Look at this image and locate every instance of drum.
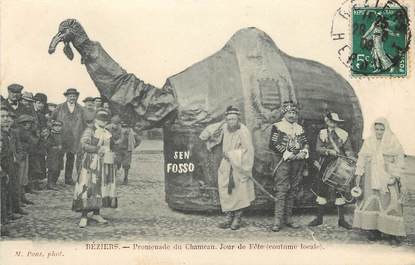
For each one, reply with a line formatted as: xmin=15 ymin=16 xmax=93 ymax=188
xmin=322 ymin=157 xmax=356 ymax=192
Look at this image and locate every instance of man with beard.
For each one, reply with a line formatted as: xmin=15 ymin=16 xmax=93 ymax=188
xmin=52 ymin=88 xmax=85 ymax=185
xmin=2 ymin=84 xmax=25 ymax=118
xmin=269 ymin=101 xmax=309 ymax=232
xmin=200 ymin=106 xmax=255 ymax=230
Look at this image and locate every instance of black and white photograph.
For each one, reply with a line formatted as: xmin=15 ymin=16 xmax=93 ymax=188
xmin=0 ymin=0 xmax=414 ymax=264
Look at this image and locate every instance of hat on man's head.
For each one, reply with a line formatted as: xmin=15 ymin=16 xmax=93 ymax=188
xmin=21 ymin=92 xmax=35 ymax=102
xmin=47 ymin=102 xmax=57 ymax=107
xmin=94 ymin=97 xmax=102 ymax=101
xmin=7 ymin=84 xmax=24 ymax=93
xmin=63 ymin=88 xmax=80 ymax=96
xmin=83 ymin=97 xmax=94 ymax=103
xmin=34 ymin=93 xmax=47 ymax=104
xmin=95 ymin=108 xmax=110 ymax=121
xmin=325 ymin=112 xmax=344 ymax=123
xmin=281 ymin=100 xmax=298 ymax=114
xmin=225 ymin=105 xmax=240 ymax=116
xmin=16 ymin=114 xmax=34 ymax=124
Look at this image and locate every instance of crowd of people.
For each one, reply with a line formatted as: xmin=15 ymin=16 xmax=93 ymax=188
xmin=0 ymin=84 xmax=409 ymax=245
xmin=0 ymin=83 xmax=141 ymax=235
xmin=200 ymin=102 xmax=408 ymax=245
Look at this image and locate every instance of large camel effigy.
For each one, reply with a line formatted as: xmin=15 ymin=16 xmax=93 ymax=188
xmin=48 ymin=19 xmax=363 ymax=211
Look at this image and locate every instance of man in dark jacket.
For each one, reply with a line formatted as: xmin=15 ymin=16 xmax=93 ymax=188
xmin=1 ymin=107 xmax=28 ymax=219
xmin=28 ymin=93 xmax=48 ymax=191
xmin=2 ymin=84 xmax=26 ymax=118
xmin=51 ymin=88 xmax=85 ymax=185
xmin=1 ymin=107 xmax=11 ymax=235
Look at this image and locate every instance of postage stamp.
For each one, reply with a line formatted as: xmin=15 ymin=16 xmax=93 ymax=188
xmin=331 ymin=0 xmax=411 ymax=78
xmin=351 ymin=7 xmax=409 ymax=76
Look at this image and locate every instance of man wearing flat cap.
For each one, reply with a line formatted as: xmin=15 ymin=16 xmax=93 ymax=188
xmin=269 ymin=101 xmax=309 ymax=232
xmin=51 ymin=88 xmax=85 ymax=185
xmin=308 ymin=112 xmax=355 ymax=229
xmin=20 ymin=92 xmax=35 ymax=109
xmin=2 ymin=84 xmax=26 ymax=118
xmin=83 ymin=97 xmax=96 ymax=122
xmin=200 ymin=105 xmax=255 ymax=230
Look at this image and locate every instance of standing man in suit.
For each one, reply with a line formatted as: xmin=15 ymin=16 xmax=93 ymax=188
xmin=52 ymin=88 xmax=85 ymax=185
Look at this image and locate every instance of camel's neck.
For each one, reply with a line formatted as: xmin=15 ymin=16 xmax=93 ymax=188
xmin=73 ymin=38 xmax=92 ymax=59
xmin=72 ymin=32 xmax=90 ymax=53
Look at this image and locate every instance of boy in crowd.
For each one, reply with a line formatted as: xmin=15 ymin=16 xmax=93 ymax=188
xmin=107 ymin=116 xmax=141 ymax=184
xmin=45 ymin=120 xmax=63 ymax=190
xmin=15 ymin=114 xmax=36 ymax=205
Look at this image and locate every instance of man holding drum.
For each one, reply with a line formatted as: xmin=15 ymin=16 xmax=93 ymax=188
xmin=308 ymin=112 xmax=355 ymax=229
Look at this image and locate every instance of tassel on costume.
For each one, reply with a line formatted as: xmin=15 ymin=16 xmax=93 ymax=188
xmin=228 ymin=166 xmax=235 ymax=194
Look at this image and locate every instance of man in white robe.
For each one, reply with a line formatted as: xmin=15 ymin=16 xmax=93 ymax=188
xmin=200 ymin=106 xmax=255 ymax=230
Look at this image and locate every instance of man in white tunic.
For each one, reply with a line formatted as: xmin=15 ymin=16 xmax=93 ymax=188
xmin=200 ymin=106 xmax=255 ymax=230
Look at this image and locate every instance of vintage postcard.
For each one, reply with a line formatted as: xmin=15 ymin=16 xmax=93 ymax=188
xmin=0 ymin=0 xmax=414 ymax=264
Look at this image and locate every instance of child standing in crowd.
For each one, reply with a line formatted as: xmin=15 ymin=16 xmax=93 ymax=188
xmin=47 ymin=103 xmax=57 ymax=113
xmin=45 ymin=103 xmax=57 ymax=128
xmin=15 ymin=114 xmax=36 ymax=206
xmin=118 ymin=121 xmax=141 ymax=185
xmin=106 ymin=115 xmax=124 ymax=179
xmin=107 ymin=116 xmax=141 ymax=185
xmin=45 ymin=120 xmax=63 ymax=190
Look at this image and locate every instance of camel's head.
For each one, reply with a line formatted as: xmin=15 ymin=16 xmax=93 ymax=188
xmin=48 ymin=19 xmax=89 ymax=60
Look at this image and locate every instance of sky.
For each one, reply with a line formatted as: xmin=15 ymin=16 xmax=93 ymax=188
xmin=1 ymin=0 xmax=414 ymax=154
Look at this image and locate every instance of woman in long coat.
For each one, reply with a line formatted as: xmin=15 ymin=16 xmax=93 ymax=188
xmin=353 ymin=118 xmax=407 ymax=244
xmin=72 ymin=108 xmax=117 ymax=228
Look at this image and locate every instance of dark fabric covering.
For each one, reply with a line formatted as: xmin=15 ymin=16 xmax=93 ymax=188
xmin=79 ymin=41 xmax=178 ymax=129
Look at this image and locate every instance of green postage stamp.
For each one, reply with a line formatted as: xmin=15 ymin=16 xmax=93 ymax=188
xmin=351 ymin=7 xmax=409 ymax=77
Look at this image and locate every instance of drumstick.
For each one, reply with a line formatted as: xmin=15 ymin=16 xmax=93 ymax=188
xmin=310 ymin=189 xmax=318 ymax=197
xmin=334 ymin=154 xmax=356 ymax=161
xmin=272 ymin=158 xmax=284 ymax=176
